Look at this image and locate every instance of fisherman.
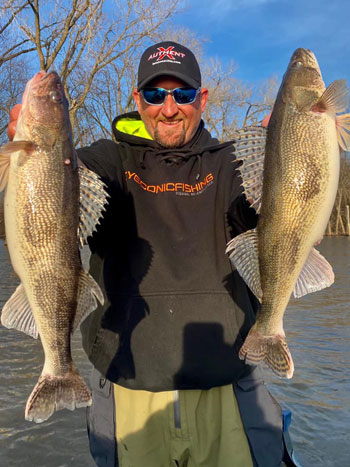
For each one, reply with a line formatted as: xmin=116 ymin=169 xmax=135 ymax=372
xmin=8 ymin=42 xmax=287 ymax=467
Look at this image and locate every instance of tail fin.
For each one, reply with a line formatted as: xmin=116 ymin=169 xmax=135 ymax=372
xmin=239 ymin=328 xmax=294 ymax=379
xmin=25 ymin=369 xmax=92 ymax=423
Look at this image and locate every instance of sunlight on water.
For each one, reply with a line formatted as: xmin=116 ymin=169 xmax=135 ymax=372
xmin=0 ymin=238 xmax=349 ymax=466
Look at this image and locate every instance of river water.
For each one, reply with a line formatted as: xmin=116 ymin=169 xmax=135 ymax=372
xmin=0 ymin=237 xmax=349 ymax=466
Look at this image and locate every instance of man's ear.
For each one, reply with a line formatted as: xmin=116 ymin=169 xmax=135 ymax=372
xmin=133 ymin=89 xmax=142 ymax=111
xmin=200 ymin=88 xmax=209 ymax=113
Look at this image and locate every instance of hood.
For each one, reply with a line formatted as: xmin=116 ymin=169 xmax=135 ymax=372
xmin=112 ymin=111 xmax=154 ymax=145
xmin=112 ymin=111 xmax=234 ymax=179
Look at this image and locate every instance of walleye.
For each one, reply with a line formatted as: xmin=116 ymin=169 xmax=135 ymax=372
xmin=0 ymin=71 xmax=108 ymax=422
xmin=226 ymin=48 xmax=350 ymax=378
xmin=0 ymin=192 xmax=4 ymax=239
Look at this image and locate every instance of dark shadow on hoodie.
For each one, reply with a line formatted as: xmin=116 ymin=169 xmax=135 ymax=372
xmin=223 ymin=271 xmax=260 ymax=339
xmin=173 ymin=321 xmax=252 ymax=389
xmin=81 ymin=189 xmax=153 ymax=382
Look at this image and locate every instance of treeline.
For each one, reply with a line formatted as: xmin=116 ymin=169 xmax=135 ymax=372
xmin=0 ymin=0 xmax=276 ymax=146
xmin=327 ymin=156 xmax=350 ymax=236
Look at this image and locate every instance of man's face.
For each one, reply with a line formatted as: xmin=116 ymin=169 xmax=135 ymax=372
xmin=133 ymin=76 xmax=208 ymax=148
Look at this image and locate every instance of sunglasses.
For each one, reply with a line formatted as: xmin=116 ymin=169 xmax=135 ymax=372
xmin=140 ymin=87 xmax=201 ymax=106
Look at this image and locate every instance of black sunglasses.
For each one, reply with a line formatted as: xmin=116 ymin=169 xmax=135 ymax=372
xmin=140 ymin=87 xmax=201 ymax=106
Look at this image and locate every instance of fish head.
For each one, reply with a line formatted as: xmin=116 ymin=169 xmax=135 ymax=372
xmin=17 ymin=71 xmax=72 ymax=144
xmin=278 ymin=48 xmax=326 ymax=112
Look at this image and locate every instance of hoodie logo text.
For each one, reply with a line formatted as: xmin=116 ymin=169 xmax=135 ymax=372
xmin=125 ymin=171 xmax=214 ymax=195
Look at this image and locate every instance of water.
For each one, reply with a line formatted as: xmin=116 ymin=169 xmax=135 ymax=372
xmin=0 ymin=243 xmax=95 ymax=467
xmin=265 ymin=237 xmax=350 ymax=466
xmin=0 ymin=238 xmax=349 ymax=466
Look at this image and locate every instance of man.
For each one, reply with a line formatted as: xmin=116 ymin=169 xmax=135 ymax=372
xmin=8 ymin=42 xmax=285 ymax=467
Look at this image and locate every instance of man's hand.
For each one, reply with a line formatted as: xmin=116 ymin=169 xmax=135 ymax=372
xmin=8 ymin=104 xmax=22 ymax=141
xmin=261 ymin=113 xmax=271 ymax=128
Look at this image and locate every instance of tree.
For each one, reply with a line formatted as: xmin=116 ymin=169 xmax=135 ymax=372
xmin=202 ymin=58 xmax=251 ymax=141
xmin=328 ymin=155 xmax=350 ymax=235
xmin=0 ymin=1 xmax=34 ymax=66
xmin=0 ymin=1 xmax=279 ymax=145
xmin=0 ymin=0 xmax=182 ymax=145
xmin=0 ymin=57 xmax=30 ymax=143
xmin=241 ymin=75 xmax=279 ymax=127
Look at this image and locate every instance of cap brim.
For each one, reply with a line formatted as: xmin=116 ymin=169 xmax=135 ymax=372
xmin=138 ymin=70 xmax=200 ymax=90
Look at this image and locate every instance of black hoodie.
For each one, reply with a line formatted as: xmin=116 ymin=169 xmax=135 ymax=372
xmin=78 ymin=111 xmax=259 ymax=391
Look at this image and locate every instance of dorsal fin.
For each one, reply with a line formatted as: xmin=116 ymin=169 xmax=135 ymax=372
xmin=233 ymin=126 xmax=266 ymax=213
xmin=78 ymin=167 xmax=109 ymax=246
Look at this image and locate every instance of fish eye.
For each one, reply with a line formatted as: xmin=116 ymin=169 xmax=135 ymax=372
xmin=292 ymin=61 xmax=303 ymax=68
xmin=49 ymin=90 xmax=62 ymax=102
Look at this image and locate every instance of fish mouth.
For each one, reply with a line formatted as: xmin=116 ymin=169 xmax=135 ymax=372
xmin=288 ymin=48 xmax=321 ymax=74
xmin=19 ymin=70 xmax=69 ymax=132
xmin=30 ymin=70 xmax=63 ymax=99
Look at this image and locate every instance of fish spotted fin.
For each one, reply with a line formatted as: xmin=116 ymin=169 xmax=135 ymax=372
xmin=335 ymin=113 xmax=350 ymax=151
xmin=0 ymin=140 xmax=35 ymax=155
xmin=1 ymin=283 xmax=38 ymax=338
xmin=72 ymin=269 xmax=104 ymax=333
xmin=25 ymin=367 xmax=92 ymax=423
xmin=293 ymin=247 xmax=334 ymax=298
xmin=0 ymin=141 xmax=36 ymax=191
xmin=239 ymin=326 xmax=294 ymax=379
xmin=226 ymin=228 xmax=262 ymax=300
xmin=315 ymin=79 xmax=348 ymax=114
xmin=78 ymin=166 xmax=109 ymax=246
xmin=0 ymin=144 xmax=14 ymax=192
xmin=0 ymin=152 xmax=10 ymax=192
xmin=232 ymin=126 xmax=266 ymax=213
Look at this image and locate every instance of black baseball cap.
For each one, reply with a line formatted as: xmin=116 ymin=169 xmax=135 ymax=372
xmin=137 ymin=41 xmax=201 ymax=90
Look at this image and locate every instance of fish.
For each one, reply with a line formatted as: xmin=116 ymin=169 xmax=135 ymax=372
xmin=0 ymin=71 xmax=108 ymax=422
xmin=0 ymin=191 xmax=4 ymax=239
xmin=226 ymin=48 xmax=350 ymax=378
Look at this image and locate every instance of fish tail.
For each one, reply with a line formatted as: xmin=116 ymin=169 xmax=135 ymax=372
xmin=239 ymin=328 xmax=294 ymax=379
xmin=25 ymin=369 xmax=92 ymax=423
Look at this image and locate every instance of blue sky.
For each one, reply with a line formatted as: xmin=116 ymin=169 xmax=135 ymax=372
xmin=174 ymin=0 xmax=350 ymax=88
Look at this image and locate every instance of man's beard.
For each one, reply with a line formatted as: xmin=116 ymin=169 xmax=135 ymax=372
xmin=154 ymin=120 xmax=186 ymax=148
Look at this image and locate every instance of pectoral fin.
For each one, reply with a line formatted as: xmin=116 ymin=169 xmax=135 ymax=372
xmin=226 ymin=232 xmax=334 ymax=301
xmin=72 ymin=269 xmax=104 ymax=333
xmin=315 ymin=79 xmax=348 ymax=114
xmin=293 ymin=247 xmax=334 ymax=298
xmin=1 ymin=283 xmax=38 ymax=338
xmin=226 ymin=228 xmax=262 ymax=300
xmin=312 ymin=80 xmax=350 ymax=151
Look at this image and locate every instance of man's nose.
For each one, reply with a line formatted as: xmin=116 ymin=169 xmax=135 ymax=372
xmin=161 ymin=94 xmax=178 ymax=118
